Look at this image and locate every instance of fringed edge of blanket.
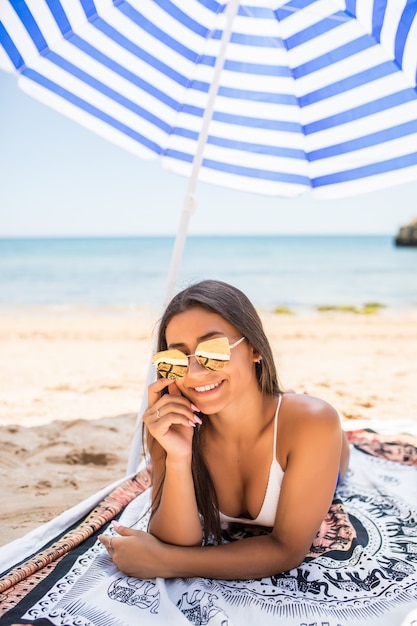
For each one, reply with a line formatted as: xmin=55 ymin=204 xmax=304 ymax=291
xmin=0 ymin=466 xmax=152 ymax=613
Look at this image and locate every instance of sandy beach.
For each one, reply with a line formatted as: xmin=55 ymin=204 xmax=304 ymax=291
xmin=1 ymin=306 xmax=416 ymax=548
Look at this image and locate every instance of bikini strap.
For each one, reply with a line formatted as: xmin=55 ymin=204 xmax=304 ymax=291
xmin=273 ymin=394 xmax=282 ymax=461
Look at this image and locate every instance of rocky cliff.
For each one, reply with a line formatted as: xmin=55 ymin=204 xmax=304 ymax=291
xmin=395 ymin=217 xmax=417 ymax=246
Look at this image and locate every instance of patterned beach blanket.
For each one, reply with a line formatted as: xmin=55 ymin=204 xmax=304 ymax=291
xmin=1 ymin=429 xmax=417 ymax=626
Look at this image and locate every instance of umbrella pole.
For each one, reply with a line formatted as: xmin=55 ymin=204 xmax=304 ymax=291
xmin=162 ymin=192 xmax=197 ymax=308
xmin=126 ymin=0 xmax=241 ymax=474
xmin=125 ymin=194 xmax=196 ymax=475
xmin=161 ymin=0 xmax=241 ymax=307
xmin=125 ymin=192 xmax=197 ymax=475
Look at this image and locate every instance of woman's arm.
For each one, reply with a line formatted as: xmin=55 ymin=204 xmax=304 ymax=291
xmin=144 ymin=380 xmax=203 ymax=546
xmin=271 ymin=395 xmax=345 ymax=565
xmin=148 ymin=440 xmax=203 ymax=546
xmin=107 ymin=528 xmax=305 ymax=580
xmin=103 ymin=397 xmax=345 ymax=580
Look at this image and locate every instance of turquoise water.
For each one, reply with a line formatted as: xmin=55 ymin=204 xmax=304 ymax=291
xmin=0 ymin=236 xmax=416 ymax=311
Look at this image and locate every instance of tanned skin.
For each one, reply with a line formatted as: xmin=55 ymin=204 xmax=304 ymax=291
xmin=100 ymin=307 xmax=349 ymax=580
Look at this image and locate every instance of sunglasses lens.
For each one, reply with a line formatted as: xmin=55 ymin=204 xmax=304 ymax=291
xmin=153 ymin=337 xmax=237 ymax=379
xmin=152 ymin=349 xmax=188 ymax=380
xmin=195 ymin=337 xmax=231 ymax=371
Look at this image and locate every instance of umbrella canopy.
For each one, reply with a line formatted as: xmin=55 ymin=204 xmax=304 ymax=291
xmin=2 ymin=0 xmax=417 ymax=201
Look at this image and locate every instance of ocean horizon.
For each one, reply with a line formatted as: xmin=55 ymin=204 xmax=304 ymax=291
xmin=0 ymin=235 xmax=416 ymax=312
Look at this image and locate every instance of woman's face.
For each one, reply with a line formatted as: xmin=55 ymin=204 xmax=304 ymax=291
xmin=164 ymin=307 xmax=259 ymax=415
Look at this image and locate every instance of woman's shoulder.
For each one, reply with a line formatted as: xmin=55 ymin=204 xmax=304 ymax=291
xmin=279 ymin=392 xmax=340 ymax=428
xmin=275 ymin=394 xmax=342 ymax=470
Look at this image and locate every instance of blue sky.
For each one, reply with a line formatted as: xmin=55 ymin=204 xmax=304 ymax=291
xmin=1 ymin=71 xmax=416 ymax=238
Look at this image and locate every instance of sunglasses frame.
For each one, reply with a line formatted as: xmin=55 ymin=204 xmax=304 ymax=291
xmin=153 ymin=336 xmax=246 ymax=380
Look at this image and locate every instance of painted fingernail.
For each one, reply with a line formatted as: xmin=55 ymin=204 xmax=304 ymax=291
xmin=188 ymin=420 xmax=197 ymax=427
xmin=112 ymin=520 xmax=121 ymax=528
xmin=194 ymin=415 xmax=203 ymax=425
xmin=191 ymin=404 xmax=200 ymax=412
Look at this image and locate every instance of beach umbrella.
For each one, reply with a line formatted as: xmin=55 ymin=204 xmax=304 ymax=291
xmin=2 ymin=0 xmax=417 ymax=470
xmin=2 ymin=1 xmax=417 ymax=295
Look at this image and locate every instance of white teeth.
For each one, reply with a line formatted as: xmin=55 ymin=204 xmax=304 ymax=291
xmin=194 ymin=382 xmax=221 ymax=392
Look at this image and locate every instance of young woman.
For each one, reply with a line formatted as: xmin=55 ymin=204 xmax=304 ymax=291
xmin=100 ymin=280 xmax=350 ymax=580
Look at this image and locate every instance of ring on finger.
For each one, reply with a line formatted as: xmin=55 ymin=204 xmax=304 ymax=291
xmin=109 ymin=537 xmax=114 ymax=551
xmin=156 ymin=409 xmax=161 ymax=419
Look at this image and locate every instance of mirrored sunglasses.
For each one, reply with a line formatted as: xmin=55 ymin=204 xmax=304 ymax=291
xmin=152 ymin=336 xmax=245 ymax=380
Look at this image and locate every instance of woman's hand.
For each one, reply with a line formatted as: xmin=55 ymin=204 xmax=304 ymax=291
xmin=99 ymin=524 xmax=171 ymax=579
xmin=144 ymin=379 xmax=202 ymax=461
xmin=144 ymin=380 xmax=204 ymax=546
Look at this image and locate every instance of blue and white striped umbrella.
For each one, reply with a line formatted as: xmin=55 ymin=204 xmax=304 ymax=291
xmin=2 ymin=0 xmax=417 ymax=202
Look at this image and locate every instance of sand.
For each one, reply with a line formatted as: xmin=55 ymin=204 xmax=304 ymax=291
xmin=1 ymin=306 xmax=416 ymax=548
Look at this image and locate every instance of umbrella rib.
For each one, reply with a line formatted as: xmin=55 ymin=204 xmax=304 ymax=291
xmin=163 ymin=0 xmax=241 ymax=305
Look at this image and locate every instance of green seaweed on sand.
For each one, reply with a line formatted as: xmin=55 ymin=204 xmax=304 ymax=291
xmin=317 ymin=303 xmax=386 ymax=315
xmin=273 ymin=306 xmax=295 ymax=315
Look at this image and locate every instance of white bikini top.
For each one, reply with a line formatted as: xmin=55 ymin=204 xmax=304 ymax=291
xmin=219 ymin=394 xmax=284 ymax=527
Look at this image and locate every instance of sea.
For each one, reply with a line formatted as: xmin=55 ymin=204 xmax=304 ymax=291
xmin=0 ymin=235 xmax=416 ymax=313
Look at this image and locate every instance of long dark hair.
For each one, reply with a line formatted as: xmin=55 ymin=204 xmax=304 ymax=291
xmin=147 ymin=280 xmax=282 ymax=542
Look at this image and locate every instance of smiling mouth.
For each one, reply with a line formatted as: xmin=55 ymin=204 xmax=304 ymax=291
xmin=193 ymin=381 xmax=222 ymax=393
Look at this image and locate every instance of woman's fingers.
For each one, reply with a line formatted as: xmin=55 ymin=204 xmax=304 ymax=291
xmin=145 ymin=400 xmax=201 ymax=431
xmin=99 ymin=534 xmax=116 ymax=555
xmin=145 ymin=380 xmax=201 ymax=428
xmin=99 ymin=527 xmax=140 ymax=558
xmin=147 ymin=379 xmax=193 ymax=415
xmin=99 ymin=530 xmax=164 ymax=578
xmin=168 ymin=381 xmax=182 ymax=397
xmin=147 ymin=376 xmax=175 ymax=408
